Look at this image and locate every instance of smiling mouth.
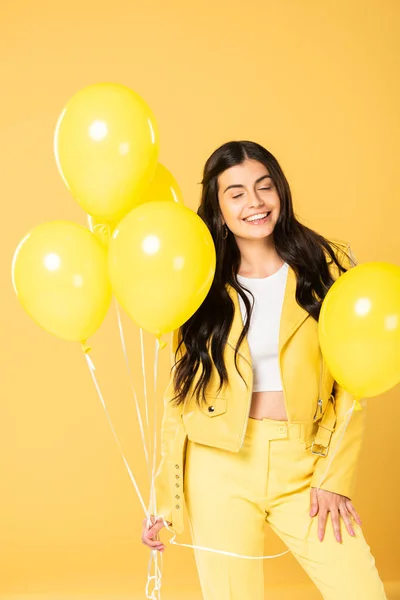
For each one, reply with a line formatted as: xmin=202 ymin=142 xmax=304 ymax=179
xmin=243 ymin=211 xmax=271 ymax=223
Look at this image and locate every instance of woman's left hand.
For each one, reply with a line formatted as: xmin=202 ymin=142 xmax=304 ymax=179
xmin=310 ymin=487 xmax=362 ymax=543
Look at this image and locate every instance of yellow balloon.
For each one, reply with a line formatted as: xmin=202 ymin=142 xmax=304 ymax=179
xmin=12 ymin=221 xmax=112 ymax=343
xmin=140 ymin=163 xmax=183 ymax=204
xmin=108 ymin=201 xmax=216 ymax=336
xmin=54 ymin=83 xmax=160 ymax=222
xmin=318 ymin=261 xmax=400 ymax=398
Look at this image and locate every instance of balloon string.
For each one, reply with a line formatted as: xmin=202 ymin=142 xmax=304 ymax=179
xmin=82 ymin=350 xmax=147 ymax=514
xmin=114 ymin=308 xmax=161 ymax=598
xmin=114 ymin=300 xmax=152 ymax=485
xmin=147 ymin=337 xmax=159 ymax=518
xmin=160 ymin=520 xmax=291 ymax=559
xmin=82 ymin=345 xmax=161 ymax=599
xmin=145 ymin=337 xmax=163 ymax=599
xmin=139 ymin=327 xmax=152 ymax=479
xmin=93 ymin=223 xmax=111 ymax=239
xmin=314 ymin=397 xmax=366 ymax=493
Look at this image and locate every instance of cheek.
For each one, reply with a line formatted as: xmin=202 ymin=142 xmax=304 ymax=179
xmin=273 ymin=192 xmax=281 ymax=209
xmin=220 ymin=200 xmax=240 ymax=222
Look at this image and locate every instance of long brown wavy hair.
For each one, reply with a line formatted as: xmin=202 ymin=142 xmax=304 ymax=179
xmin=171 ymin=140 xmax=351 ymax=408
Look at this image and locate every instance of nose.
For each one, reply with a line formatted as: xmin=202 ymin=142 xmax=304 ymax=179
xmin=247 ymin=190 xmax=265 ymax=208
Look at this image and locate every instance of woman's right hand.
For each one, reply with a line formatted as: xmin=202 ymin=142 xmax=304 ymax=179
xmin=141 ymin=515 xmax=168 ymax=552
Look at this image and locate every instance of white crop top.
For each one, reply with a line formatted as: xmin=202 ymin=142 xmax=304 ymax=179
xmin=236 ymin=262 xmax=289 ymax=392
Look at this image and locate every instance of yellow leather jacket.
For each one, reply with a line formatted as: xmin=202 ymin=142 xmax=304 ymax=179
xmin=154 ymin=239 xmax=367 ymax=534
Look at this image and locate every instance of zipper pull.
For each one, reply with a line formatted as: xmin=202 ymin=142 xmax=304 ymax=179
xmin=313 ymin=398 xmax=324 ymax=420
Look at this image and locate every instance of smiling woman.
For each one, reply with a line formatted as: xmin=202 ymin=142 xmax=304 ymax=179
xmin=143 ymin=140 xmax=387 ymax=600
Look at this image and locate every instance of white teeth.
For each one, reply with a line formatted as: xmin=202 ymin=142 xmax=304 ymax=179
xmin=244 ymin=212 xmax=270 ymax=222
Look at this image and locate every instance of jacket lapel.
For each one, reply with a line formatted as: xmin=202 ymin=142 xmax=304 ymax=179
xmin=226 ymin=265 xmax=310 ymax=364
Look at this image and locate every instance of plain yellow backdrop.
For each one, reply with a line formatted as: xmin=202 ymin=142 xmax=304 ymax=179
xmin=1 ymin=0 xmax=399 ymax=598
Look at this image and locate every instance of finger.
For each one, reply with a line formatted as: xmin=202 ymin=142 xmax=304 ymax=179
xmin=141 ymin=533 xmax=163 ymax=547
xmin=331 ymin=508 xmax=342 ymax=543
xmin=345 ymin=500 xmax=362 ymax=526
xmin=142 ymin=536 xmax=165 ymax=549
xmin=310 ymin=488 xmax=319 ymax=517
xmin=318 ymin=509 xmax=328 ymax=542
xmin=145 ymin=542 xmax=165 ymax=552
xmin=339 ymin=504 xmax=355 ymax=538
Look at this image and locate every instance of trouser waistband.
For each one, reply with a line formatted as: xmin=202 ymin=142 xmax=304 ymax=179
xmin=246 ymin=416 xmax=306 ymax=442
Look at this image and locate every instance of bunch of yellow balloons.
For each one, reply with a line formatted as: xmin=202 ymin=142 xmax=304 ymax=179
xmin=12 ymin=82 xmax=216 ymax=347
xmin=12 ymin=81 xmax=400 ymax=403
xmin=319 ymin=261 xmax=400 ymax=399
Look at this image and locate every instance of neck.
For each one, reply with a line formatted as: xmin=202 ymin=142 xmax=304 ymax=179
xmin=236 ymin=235 xmax=283 ymax=278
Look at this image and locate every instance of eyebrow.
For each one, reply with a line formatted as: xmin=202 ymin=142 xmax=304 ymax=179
xmin=223 ymin=174 xmax=271 ymax=194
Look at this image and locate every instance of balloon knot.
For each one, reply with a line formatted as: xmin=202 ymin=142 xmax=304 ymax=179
xmin=81 ymin=341 xmax=92 ymax=354
xmin=156 ymin=335 xmax=167 ymax=350
xmin=353 ymin=399 xmax=363 ymax=412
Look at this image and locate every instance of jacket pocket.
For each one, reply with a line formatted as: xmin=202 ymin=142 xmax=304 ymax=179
xmin=199 ymin=396 xmax=227 ymax=418
xmin=182 ymin=394 xmax=233 ymax=449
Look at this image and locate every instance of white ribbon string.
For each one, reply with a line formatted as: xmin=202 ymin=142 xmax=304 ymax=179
xmin=83 ymin=346 xmax=162 ymax=599
xmin=145 ymin=337 xmax=163 ymax=599
xmin=114 ymin=309 xmax=162 ymax=599
xmin=83 ymin=351 xmax=147 ymax=515
xmin=315 ymin=398 xmax=366 ymax=493
xmin=158 ymin=520 xmax=290 ymax=559
xmin=139 ymin=327 xmax=151 ymax=472
xmin=115 ymin=300 xmax=152 ymax=486
xmin=147 ymin=338 xmax=160 ymax=521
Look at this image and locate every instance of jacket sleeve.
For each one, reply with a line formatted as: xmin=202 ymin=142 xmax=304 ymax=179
xmin=310 ymin=242 xmax=367 ymax=500
xmin=153 ymin=328 xmax=184 ymax=524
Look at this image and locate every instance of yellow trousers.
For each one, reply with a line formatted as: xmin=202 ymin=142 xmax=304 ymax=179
xmin=183 ymin=416 xmax=387 ymax=600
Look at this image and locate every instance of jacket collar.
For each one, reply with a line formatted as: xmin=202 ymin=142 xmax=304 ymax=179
xmin=225 ymin=264 xmax=310 ymax=364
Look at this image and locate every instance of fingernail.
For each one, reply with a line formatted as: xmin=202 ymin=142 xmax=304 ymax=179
xmin=318 ymin=534 xmax=323 ymax=542
xmin=350 ymin=530 xmax=355 ymax=536
xmin=336 ymin=534 xmax=342 ymax=543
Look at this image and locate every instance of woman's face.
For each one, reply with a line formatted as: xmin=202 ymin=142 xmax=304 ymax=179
xmin=217 ymin=159 xmax=280 ymax=240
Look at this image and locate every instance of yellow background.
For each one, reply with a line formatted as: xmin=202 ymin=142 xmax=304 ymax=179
xmin=1 ymin=0 xmax=399 ymax=598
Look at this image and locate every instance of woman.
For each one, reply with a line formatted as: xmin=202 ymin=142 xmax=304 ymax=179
xmin=141 ymin=141 xmax=387 ymax=599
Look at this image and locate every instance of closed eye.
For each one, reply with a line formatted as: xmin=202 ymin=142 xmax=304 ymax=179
xmin=232 ymin=186 xmax=271 ymax=199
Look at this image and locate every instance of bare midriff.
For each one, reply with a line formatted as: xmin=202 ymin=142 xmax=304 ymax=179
xmin=249 ymin=390 xmax=288 ymax=421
